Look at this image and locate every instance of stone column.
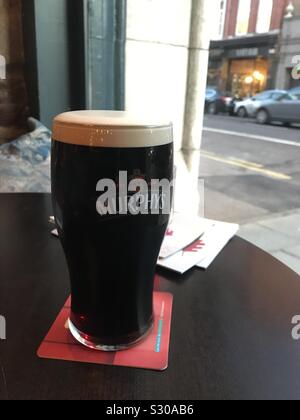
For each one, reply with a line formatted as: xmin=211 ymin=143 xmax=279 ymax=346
xmin=125 ymin=0 xmax=192 ymax=151
xmin=182 ymin=0 xmax=213 ymax=151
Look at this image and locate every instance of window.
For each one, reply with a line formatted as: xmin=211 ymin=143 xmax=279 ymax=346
xmin=255 ymin=92 xmax=272 ymax=100
xmin=271 ymin=92 xmax=286 ymax=100
xmin=256 ymin=0 xmax=273 ymax=34
xmin=206 ymin=89 xmax=217 ymax=98
xmin=279 ymin=94 xmax=297 ymax=101
xmin=218 ymin=0 xmax=227 ymax=39
xmin=211 ymin=0 xmax=227 ymax=40
xmin=236 ymin=0 xmax=251 ymax=36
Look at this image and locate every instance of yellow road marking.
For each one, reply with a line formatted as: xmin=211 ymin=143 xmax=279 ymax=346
xmin=229 ymin=158 xmax=263 ymax=169
xmin=203 ymin=151 xmax=263 ymax=167
xmin=201 ymin=151 xmax=292 ymax=181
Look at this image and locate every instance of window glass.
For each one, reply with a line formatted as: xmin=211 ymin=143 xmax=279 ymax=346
xmin=256 ymin=0 xmax=273 ymax=34
xmin=236 ymin=0 xmax=251 ymax=36
xmin=272 ymin=92 xmax=285 ymax=100
xmin=218 ymin=0 xmax=227 ymax=39
xmin=206 ymin=89 xmax=216 ymax=97
xmin=254 ymin=92 xmax=271 ymax=100
xmin=278 ymin=94 xmax=297 ymax=101
xmin=290 ymin=91 xmax=300 ymax=100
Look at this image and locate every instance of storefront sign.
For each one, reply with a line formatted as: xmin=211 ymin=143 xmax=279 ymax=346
xmin=227 ymin=46 xmax=275 ymax=59
xmin=230 ymin=48 xmax=259 ymax=58
xmin=210 ymin=48 xmax=224 ymax=58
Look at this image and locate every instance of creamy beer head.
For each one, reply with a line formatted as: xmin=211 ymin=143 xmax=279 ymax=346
xmin=52 ymin=110 xmax=173 ymax=148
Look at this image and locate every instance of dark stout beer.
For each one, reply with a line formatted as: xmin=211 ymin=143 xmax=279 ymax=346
xmin=51 ymin=111 xmax=173 ymax=350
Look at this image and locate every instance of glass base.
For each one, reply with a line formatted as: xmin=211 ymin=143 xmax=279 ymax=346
xmin=68 ymin=319 xmax=154 ymax=352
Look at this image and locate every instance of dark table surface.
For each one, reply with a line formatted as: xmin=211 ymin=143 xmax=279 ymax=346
xmin=1 ymin=194 xmax=300 ymax=400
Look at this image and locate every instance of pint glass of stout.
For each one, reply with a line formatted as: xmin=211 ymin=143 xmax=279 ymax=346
xmin=51 ymin=111 xmax=173 ymax=350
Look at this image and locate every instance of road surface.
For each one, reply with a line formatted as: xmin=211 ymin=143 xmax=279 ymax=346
xmin=200 ymin=115 xmax=300 ymax=223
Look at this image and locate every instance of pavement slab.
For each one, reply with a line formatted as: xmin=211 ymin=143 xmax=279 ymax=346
xmin=203 ymin=187 xmax=270 ymax=224
xmin=284 ymin=245 xmax=300 ymax=259
xmin=258 ymin=212 xmax=300 ymax=239
xmin=271 ymin=251 xmax=300 ymax=276
xmin=238 ymin=223 xmax=300 ymax=253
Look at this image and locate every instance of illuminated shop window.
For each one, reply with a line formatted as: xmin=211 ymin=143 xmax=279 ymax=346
xmin=236 ymin=0 xmax=251 ymax=36
xmin=256 ymin=0 xmax=273 ymax=33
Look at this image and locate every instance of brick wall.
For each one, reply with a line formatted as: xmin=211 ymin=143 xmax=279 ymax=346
xmin=270 ymin=0 xmax=289 ymax=30
xmin=222 ymin=0 xmax=291 ymax=39
xmin=223 ymin=0 xmax=239 ymax=37
xmin=248 ymin=0 xmax=260 ymax=33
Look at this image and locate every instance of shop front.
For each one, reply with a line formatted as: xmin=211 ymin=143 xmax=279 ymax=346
xmin=276 ymin=16 xmax=300 ymax=90
xmin=208 ymin=33 xmax=279 ymax=98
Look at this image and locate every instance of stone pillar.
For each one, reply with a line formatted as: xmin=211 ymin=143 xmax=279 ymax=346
xmin=125 ymin=0 xmax=192 ymax=151
xmin=182 ymin=0 xmax=213 ymax=151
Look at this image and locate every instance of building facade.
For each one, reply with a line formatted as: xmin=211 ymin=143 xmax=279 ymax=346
xmin=276 ymin=0 xmax=300 ymax=89
xmin=208 ymin=0 xmax=291 ymax=97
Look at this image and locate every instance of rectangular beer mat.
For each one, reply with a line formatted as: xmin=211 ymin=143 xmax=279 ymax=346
xmin=37 ymin=292 xmax=173 ymax=371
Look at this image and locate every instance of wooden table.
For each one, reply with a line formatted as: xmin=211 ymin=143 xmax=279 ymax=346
xmin=1 ymin=194 xmax=300 ymax=400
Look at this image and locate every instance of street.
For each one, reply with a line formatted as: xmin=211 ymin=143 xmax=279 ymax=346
xmin=201 ymin=114 xmax=300 ymax=274
xmin=201 ymin=114 xmax=300 ymax=222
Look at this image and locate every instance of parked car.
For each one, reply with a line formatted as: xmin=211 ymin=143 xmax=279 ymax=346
xmin=256 ymin=93 xmax=300 ymax=125
xmin=205 ymin=87 xmax=235 ymax=115
xmin=288 ymin=86 xmax=300 ymax=99
xmin=235 ymin=90 xmax=287 ymax=118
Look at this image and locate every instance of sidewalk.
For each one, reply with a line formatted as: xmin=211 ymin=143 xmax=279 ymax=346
xmin=238 ymin=209 xmax=300 ymax=276
xmin=175 ymin=151 xmax=300 ymax=277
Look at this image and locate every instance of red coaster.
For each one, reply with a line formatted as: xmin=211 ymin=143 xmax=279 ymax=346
xmin=37 ymin=292 xmax=173 ymax=371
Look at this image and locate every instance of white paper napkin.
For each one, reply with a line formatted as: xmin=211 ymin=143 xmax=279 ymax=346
xmin=158 ymin=220 xmax=239 ymax=274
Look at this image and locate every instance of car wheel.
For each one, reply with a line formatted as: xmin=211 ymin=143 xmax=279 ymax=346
xmin=256 ymin=109 xmax=270 ymax=125
xmin=207 ymin=103 xmax=218 ymax=115
xmin=237 ymin=107 xmax=247 ymax=118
